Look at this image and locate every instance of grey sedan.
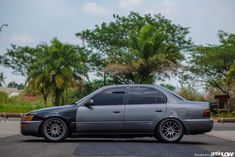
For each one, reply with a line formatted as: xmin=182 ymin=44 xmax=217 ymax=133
xmin=21 ymin=84 xmax=213 ymax=142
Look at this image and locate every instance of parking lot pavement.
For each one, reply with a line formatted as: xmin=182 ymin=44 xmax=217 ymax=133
xmin=0 ymin=134 xmax=234 ymax=157
xmin=0 ymin=117 xmax=21 ymax=122
xmin=212 ymin=122 xmax=235 ymax=131
xmin=0 ymin=118 xmax=20 ymax=138
xmin=0 ymin=119 xmax=234 ymax=157
xmin=206 ymin=131 xmax=235 ymax=141
xmin=205 ymin=122 xmax=235 ymax=141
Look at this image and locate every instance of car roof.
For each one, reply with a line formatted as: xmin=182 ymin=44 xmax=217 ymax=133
xmin=101 ymin=84 xmax=185 ymax=101
xmin=102 ymin=84 xmax=157 ymax=88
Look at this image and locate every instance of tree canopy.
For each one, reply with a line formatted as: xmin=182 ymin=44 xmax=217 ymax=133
xmin=187 ymin=31 xmax=235 ymax=96
xmin=0 ymin=12 xmax=234 ymax=107
xmin=76 ymin=12 xmax=192 ymax=83
xmin=1 ymin=38 xmax=89 ymax=105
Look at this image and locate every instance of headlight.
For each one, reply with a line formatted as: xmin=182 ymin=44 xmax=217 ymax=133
xmin=22 ymin=115 xmax=34 ymax=121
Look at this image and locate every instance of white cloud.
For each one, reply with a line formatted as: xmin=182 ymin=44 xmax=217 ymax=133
xmin=159 ymin=0 xmax=179 ymax=16
xmin=9 ymin=34 xmax=38 ymax=45
xmin=81 ymin=2 xmax=108 ymax=16
xmin=142 ymin=0 xmax=181 ymax=19
xmin=118 ymin=0 xmax=143 ymax=9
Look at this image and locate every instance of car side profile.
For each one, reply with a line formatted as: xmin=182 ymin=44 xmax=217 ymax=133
xmin=21 ymin=84 xmax=213 ymax=142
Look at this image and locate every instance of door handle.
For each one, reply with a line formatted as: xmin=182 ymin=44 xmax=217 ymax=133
xmin=113 ymin=111 xmax=121 ymax=113
xmin=155 ymin=110 xmax=163 ymax=112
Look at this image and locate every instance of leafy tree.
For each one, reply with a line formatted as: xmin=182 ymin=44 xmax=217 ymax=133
xmin=28 ymin=61 xmax=51 ymax=106
xmin=0 ymin=45 xmax=37 ymax=77
xmin=186 ymin=31 xmax=235 ymax=103
xmin=178 ymin=85 xmax=206 ymax=101
xmin=77 ymin=12 xmax=191 ymax=83
xmin=17 ymin=83 xmax=25 ymax=90
xmin=1 ymin=38 xmax=89 ymax=106
xmin=6 ymin=81 xmax=24 ymax=89
xmin=105 ymin=24 xmax=186 ymax=83
xmin=0 ymin=72 xmax=6 ymax=87
xmin=7 ymin=81 xmax=18 ymax=88
xmin=75 ymin=79 xmax=116 ymax=99
xmin=227 ymin=63 xmax=235 ymax=82
xmin=226 ymin=63 xmax=235 ymax=95
xmin=28 ymin=38 xmax=89 ymax=105
xmin=160 ymin=83 xmax=176 ymax=91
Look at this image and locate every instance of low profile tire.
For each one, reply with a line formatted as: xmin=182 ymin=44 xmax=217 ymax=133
xmin=42 ymin=118 xmax=68 ymax=142
xmin=155 ymin=118 xmax=184 ymax=143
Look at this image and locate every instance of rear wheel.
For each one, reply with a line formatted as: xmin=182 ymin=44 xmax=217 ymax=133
xmin=42 ymin=118 xmax=68 ymax=142
xmin=155 ymin=118 xmax=184 ymax=143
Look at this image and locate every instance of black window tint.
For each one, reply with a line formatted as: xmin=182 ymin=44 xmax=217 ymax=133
xmin=156 ymin=92 xmax=167 ymax=103
xmin=92 ymin=87 xmax=126 ymax=105
xmin=128 ymin=87 xmax=156 ymax=104
xmin=128 ymin=87 xmax=166 ymax=104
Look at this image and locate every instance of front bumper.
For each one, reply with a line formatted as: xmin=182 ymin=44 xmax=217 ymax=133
xmin=21 ymin=121 xmax=42 ymax=137
xmin=182 ymin=119 xmax=213 ymax=134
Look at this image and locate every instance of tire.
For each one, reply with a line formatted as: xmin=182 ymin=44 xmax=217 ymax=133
xmin=155 ymin=118 xmax=184 ymax=143
xmin=42 ymin=118 xmax=68 ymax=142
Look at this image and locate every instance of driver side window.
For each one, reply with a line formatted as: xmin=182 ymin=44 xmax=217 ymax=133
xmin=91 ymin=87 xmax=126 ymax=106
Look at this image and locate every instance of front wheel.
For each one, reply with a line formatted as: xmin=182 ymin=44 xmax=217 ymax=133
xmin=42 ymin=118 xmax=68 ymax=142
xmin=155 ymin=119 xmax=184 ymax=143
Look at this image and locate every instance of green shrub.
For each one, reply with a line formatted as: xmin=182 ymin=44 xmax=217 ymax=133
xmin=0 ymin=91 xmax=8 ymax=103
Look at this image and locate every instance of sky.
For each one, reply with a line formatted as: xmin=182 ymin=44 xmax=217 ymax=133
xmin=0 ymin=0 xmax=235 ymax=86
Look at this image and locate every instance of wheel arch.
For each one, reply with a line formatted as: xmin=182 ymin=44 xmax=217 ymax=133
xmin=154 ymin=117 xmax=186 ymax=135
xmin=38 ymin=116 xmax=71 ymax=137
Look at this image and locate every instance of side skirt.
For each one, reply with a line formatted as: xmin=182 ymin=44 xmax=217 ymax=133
xmin=70 ymin=133 xmax=154 ymax=138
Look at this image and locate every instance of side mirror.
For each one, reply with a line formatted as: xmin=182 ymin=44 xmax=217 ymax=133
xmin=84 ymin=99 xmax=94 ymax=109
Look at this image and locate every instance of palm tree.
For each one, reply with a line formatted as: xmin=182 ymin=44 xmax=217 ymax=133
xmin=28 ymin=38 xmax=89 ymax=106
xmin=104 ymin=24 xmax=184 ymax=84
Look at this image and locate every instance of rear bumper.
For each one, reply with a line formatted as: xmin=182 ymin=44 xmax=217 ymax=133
xmin=21 ymin=121 xmax=42 ymax=136
xmin=182 ymin=119 xmax=213 ymax=134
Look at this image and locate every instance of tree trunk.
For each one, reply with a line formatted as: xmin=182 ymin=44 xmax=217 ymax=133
xmin=53 ymin=88 xmax=61 ymax=106
xmin=42 ymin=94 xmax=48 ymax=107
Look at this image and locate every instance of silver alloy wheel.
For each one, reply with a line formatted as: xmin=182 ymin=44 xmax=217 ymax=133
xmin=43 ymin=118 xmax=66 ymax=141
xmin=159 ymin=119 xmax=183 ymax=142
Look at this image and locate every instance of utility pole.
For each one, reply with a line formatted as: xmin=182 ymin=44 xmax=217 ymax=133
xmin=0 ymin=24 xmax=8 ymax=34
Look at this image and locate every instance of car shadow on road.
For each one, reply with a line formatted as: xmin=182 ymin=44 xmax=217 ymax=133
xmin=21 ymin=138 xmax=208 ymax=145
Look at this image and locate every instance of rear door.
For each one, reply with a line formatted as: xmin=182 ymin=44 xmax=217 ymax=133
xmin=124 ymin=86 xmax=167 ymax=133
xmin=76 ymin=87 xmax=127 ymax=133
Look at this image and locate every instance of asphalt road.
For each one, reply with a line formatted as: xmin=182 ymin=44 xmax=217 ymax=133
xmin=0 ymin=119 xmax=234 ymax=157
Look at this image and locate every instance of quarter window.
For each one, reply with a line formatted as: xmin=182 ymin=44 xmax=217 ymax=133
xmin=127 ymin=87 xmax=166 ymax=104
xmin=92 ymin=87 xmax=126 ymax=106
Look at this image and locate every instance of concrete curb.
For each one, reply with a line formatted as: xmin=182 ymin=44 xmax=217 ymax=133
xmin=0 ymin=113 xmax=25 ymax=118
xmin=216 ymin=117 xmax=235 ymax=123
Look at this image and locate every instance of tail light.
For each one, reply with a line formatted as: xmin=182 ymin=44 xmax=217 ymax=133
xmin=203 ymin=108 xmax=211 ymax=117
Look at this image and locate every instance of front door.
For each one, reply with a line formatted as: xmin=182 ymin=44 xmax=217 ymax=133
xmin=124 ymin=86 xmax=167 ymax=133
xmin=76 ymin=87 xmax=126 ymax=133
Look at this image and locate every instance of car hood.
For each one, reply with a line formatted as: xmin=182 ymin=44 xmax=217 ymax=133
xmin=28 ymin=104 xmax=76 ymax=114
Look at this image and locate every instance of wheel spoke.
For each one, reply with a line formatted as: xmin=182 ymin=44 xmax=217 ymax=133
xmin=44 ymin=119 xmax=66 ymax=141
xmin=160 ymin=120 xmax=183 ymax=141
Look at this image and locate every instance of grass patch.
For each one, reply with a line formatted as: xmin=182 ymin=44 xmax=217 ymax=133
xmin=0 ymin=103 xmax=48 ymax=113
xmin=0 ymin=91 xmax=52 ymax=113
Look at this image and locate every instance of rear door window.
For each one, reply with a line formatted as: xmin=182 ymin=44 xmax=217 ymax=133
xmin=127 ymin=87 xmax=166 ymax=104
